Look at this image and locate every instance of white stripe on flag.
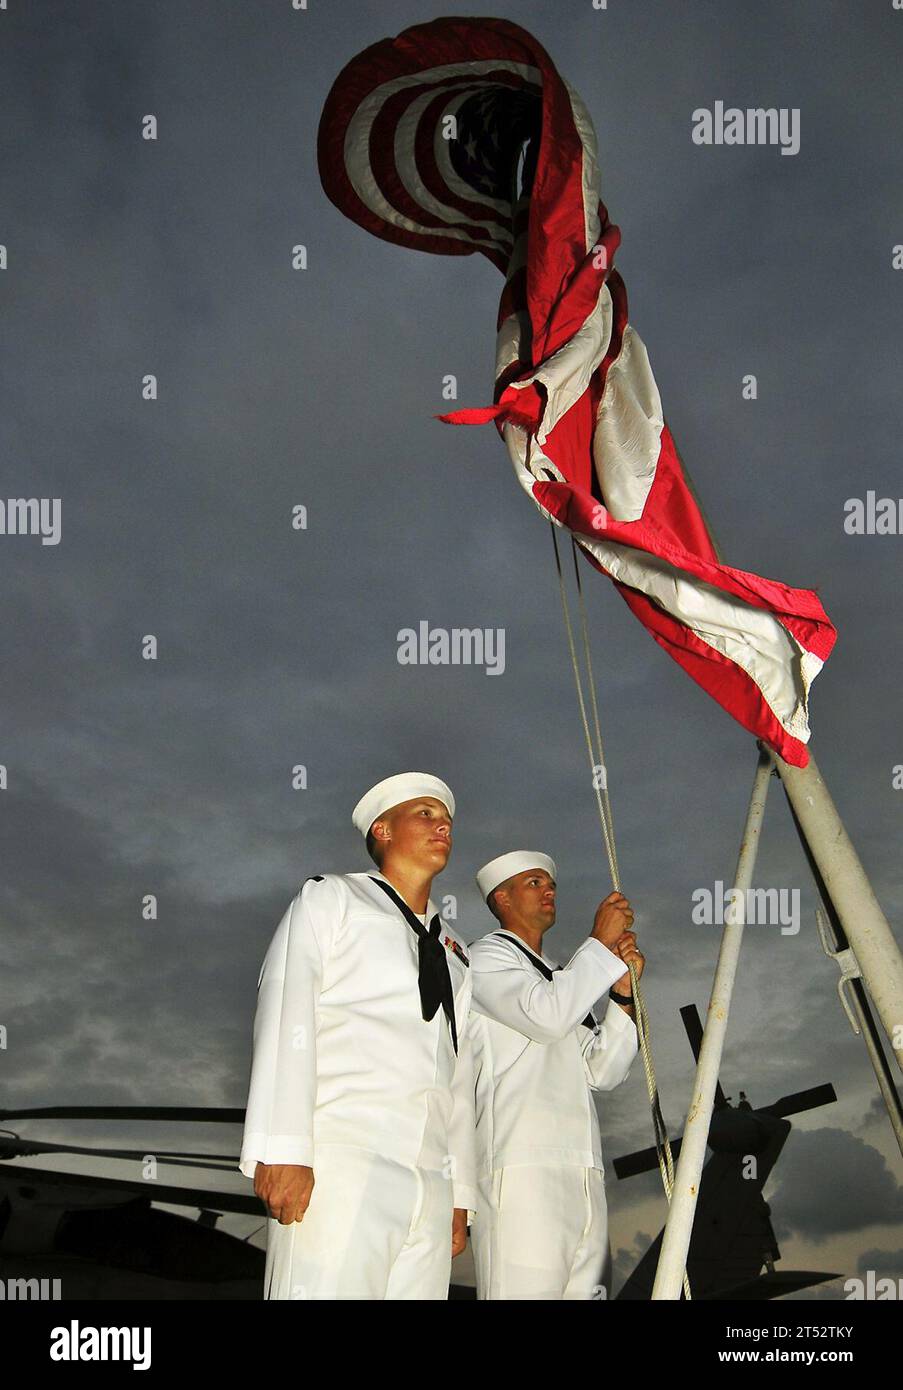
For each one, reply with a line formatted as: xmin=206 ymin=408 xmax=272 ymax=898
xmin=592 ymin=325 xmax=663 ymax=522
xmin=499 ymin=281 xmax=614 ymax=445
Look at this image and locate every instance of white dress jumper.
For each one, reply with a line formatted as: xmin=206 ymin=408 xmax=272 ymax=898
xmin=239 ymin=872 xmax=478 ymax=1299
xmin=467 ymin=929 xmax=638 ymax=1299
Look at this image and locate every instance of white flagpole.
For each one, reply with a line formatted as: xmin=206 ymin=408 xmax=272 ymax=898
xmin=651 ymin=745 xmax=775 ymax=1300
xmin=776 ymin=745 xmax=903 ymax=1077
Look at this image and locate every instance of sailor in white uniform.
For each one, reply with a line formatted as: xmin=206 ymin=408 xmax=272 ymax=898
xmin=467 ymin=851 xmax=644 ymax=1299
xmin=238 ymin=772 xmax=479 ymax=1299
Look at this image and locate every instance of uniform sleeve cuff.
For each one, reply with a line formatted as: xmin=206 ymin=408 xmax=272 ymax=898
xmin=239 ymin=1134 xmax=315 ymax=1177
xmin=604 ymin=998 xmax=638 ymax=1041
xmin=580 ymin=936 xmax=632 ymax=992
xmin=453 ymin=1184 xmax=480 ymax=1216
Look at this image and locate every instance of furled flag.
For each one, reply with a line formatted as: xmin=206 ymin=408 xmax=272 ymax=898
xmin=317 ymin=16 xmax=836 ymax=767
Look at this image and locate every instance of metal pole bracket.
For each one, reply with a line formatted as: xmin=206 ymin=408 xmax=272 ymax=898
xmin=815 ymin=907 xmax=862 ymax=1035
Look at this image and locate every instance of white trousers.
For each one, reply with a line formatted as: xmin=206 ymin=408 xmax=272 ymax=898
xmin=472 ymin=1164 xmax=610 ymax=1300
xmin=263 ymin=1143 xmax=453 ymax=1300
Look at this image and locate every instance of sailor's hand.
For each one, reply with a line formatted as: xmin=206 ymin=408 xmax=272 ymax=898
xmin=591 ymin=892 xmax=635 ymax=949
xmin=612 ymin=930 xmax=645 ymax=994
xmin=254 ymin=1162 xmax=315 ymax=1224
xmin=451 ymin=1207 xmax=468 ymax=1258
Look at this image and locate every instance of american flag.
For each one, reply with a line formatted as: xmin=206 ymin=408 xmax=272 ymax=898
xmin=317 ymin=17 xmax=836 ymax=767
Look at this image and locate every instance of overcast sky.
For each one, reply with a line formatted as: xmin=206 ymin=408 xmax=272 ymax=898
xmin=2 ymin=0 xmax=902 ymax=1298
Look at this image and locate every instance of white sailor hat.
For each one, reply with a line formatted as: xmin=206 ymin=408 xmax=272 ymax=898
xmin=352 ymin=772 xmax=455 ymax=839
xmin=475 ymin=851 xmax=557 ymax=903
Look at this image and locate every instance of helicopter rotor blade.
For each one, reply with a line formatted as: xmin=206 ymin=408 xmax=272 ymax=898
xmin=0 ymin=1135 xmax=238 ymax=1171
xmin=680 ymin=1004 xmax=729 ymax=1109
xmin=760 ymin=1083 xmax=837 ymax=1119
xmin=613 ymin=1135 xmax=684 ymax=1180
xmin=0 ymin=1106 xmax=244 ymax=1124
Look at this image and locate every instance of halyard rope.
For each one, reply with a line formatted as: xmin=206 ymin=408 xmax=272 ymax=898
xmin=547 ymin=516 xmax=692 ymax=1300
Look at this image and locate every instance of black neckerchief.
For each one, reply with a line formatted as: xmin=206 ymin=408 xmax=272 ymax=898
xmin=370 ymin=877 xmax=458 ymax=1054
xmin=492 ymin=930 xmax=596 ymax=1032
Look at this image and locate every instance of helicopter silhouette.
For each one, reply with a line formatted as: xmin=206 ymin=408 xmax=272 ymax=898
xmin=0 ymin=1104 xmax=262 ymax=1299
xmin=612 ymin=1004 xmax=839 ymax=1299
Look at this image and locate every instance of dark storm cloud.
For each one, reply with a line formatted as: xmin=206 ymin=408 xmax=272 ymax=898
xmin=770 ymin=1129 xmax=903 ymax=1243
xmin=1 ymin=0 xmax=901 ymax=1277
xmin=856 ymin=1247 xmax=903 ymax=1278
